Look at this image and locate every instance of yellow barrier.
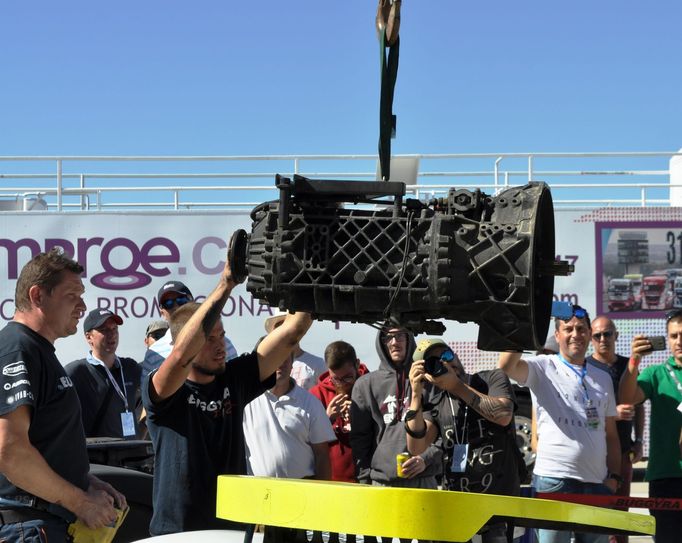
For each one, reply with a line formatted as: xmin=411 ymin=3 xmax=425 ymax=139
xmin=216 ymin=477 xmax=655 ymax=542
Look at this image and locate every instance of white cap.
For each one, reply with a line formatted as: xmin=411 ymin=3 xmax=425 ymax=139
xmin=264 ymin=309 xmax=289 ymax=333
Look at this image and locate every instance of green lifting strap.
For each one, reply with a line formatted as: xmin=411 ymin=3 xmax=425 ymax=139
xmin=378 ymin=29 xmax=399 ymax=181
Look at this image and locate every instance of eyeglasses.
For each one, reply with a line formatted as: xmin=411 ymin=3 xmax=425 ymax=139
xmin=147 ymin=329 xmax=167 ymax=341
xmin=592 ymin=331 xmax=615 ymax=341
xmin=382 ymin=332 xmax=408 ymax=344
xmin=160 ymin=296 xmax=191 ymax=310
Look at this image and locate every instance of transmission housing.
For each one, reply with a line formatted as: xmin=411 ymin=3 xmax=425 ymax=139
xmin=233 ymin=175 xmax=571 ymax=351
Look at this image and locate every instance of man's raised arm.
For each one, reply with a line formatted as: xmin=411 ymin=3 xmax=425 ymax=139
xmin=255 ymin=312 xmax=313 ymax=381
xmin=497 ymin=351 xmax=529 ymax=384
xmin=150 ymin=245 xmax=241 ymax=401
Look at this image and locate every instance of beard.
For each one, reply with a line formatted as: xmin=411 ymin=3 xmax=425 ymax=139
xmin=192 ymin=362 xmax=226 ymax=376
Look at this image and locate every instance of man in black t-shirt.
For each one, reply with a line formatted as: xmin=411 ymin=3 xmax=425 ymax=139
xmin=0 ymin=249 xmax=125 ymax=541
xmin=66 ymin=308 xmax=142 ymax=439
xmin=142 ymin=247 xmax=313 ymax=535
xmin=405 ymin=339 xmax=521 ymax=543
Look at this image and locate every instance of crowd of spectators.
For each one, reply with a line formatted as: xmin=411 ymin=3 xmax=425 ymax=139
xmin=1 ymin=248 xmax=681 ymax=543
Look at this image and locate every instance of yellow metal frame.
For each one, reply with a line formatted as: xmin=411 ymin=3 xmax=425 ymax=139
xmin=217 ymin=476 xmax=655 ymax=542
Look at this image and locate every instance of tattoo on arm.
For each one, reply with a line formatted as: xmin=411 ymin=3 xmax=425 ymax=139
xmin=202 ymin=301 xmax=223 ymax=337
xmin=468 ymin=394 xmax=513 ymax=423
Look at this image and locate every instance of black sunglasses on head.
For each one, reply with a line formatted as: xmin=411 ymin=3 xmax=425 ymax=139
xmin=160 ymin=296 xmax=191 ymax=310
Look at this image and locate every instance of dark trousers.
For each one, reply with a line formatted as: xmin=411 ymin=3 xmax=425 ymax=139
xmin=0 ymin=517 xmax=71 ymax=542
xmin=649 ymin=477 xmax=682 ymax=543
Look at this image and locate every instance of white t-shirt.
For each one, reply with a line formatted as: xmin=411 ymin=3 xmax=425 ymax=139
xmin=243 ymin=382 xmax=335 ymax=479
xmin=290 ymin=351 xmax=326 ymax=390
xmin=522 ymin=354 xmax=617 ymax=483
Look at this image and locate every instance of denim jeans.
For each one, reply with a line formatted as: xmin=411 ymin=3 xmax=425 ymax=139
xmin=532 ymin=475 xmax=611 ymax=543
xmin=0 ymin=517 xmax=71 ymax=542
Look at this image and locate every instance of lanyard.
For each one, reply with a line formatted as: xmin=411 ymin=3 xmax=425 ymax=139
xmin=558 ymin=354 xmax=590 ymax=404
xmin=88 ymin=354 xmax=129 ymax=411
xmin=447 ymin=394 xmax=468 ymax=445
xmin=666 ymin=361 xmax=682 ymax=396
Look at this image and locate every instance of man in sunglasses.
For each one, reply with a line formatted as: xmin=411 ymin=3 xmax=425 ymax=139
xmin=498 ymin=305 xmax=621 ymax=543
xmin=141 ymin=280 xmax=238 ymax=380
xmin=620 ymin=309 xmax=682 ymax=543
xmin=587 ymin=316 xmax=644 ymax=543
xmin=406 ymin=339 xmax=521 ymax=543
xmin=350 ymin=326 xmax=441 ymax=493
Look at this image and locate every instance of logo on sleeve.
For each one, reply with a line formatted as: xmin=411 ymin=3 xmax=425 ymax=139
xmin=2 ymin=362 xmax=27 ymax=377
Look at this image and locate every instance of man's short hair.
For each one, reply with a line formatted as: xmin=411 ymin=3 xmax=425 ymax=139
xmin=666 ymin=309 xmax=682 ymax=330
xmin=169 ymin=302 xmax=201 ymax=341
xmin=324 ymin=341 xmax=358 ymax=371
xmin=15 ymin=248 xmax=84 ymax=312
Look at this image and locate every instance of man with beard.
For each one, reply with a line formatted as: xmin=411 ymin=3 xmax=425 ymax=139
xmin=310 ymin=341 xmax=370 ymax=482
xmin=142 ymin=251 xmax=312 ymax=535
xmin=498 ymin=305 xmax=621 ymax=543
xmin=620 ymin=310 xmax=682 ymax=543
xmin=406 ymin=339 xmax=520 ymax=543
xmin=350 ymin=326 xmax=441 ymax=489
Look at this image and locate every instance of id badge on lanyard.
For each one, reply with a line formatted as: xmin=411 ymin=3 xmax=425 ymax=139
xmin=121 ymin=411 xmax=136 ymax=437
xmin=585 ymin=400 xmax=600 ymax=430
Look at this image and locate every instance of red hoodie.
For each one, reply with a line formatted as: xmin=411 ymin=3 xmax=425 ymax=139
xmin=309 ymin=363 xmax=370 ymax=483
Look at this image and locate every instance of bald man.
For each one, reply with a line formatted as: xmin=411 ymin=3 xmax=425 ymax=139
xmin=587 ymin=316 xmax=644 ymax=543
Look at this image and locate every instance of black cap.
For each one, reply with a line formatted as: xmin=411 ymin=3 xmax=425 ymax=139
xmin=83 ymin=309 xmax=123 ymax=332
xmin=157 ymin=281 xmax=193 ymax=303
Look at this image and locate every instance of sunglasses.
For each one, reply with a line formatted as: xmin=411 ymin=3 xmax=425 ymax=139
xmin=160 ymin=296 xmax=191 ymax=310
xmin=147 ymin=329 xmax=167 ymax=341
xmin=424 ymin=349 xmax=455 ymax=365
xmin=592 ymin=331 xmax=615 ymax=341
xmin=382 ymin=332 xmax=408 ymax=344
xmin=557 ymin=304 xmax=589 ymax=322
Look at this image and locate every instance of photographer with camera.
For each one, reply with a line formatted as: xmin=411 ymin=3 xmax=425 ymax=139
xmin=406 ymin=339 xmax=520 ymax=543
xmin=619 ymin=309 xmax=682 ymax=543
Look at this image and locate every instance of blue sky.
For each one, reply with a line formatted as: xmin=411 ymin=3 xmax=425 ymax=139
xmin=2 ymin=1 xmax=681 ymax=157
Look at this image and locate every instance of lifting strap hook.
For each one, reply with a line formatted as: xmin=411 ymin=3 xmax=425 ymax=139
xmin=376 ymin=0 xmax=401 ymax=47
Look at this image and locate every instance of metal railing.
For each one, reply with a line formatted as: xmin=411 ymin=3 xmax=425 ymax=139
xmin=1 ymin=151 xmax=680 ymax=212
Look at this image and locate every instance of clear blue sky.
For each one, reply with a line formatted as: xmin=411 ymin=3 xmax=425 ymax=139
xmin=2 ymin=1 xmax=681 ymax=157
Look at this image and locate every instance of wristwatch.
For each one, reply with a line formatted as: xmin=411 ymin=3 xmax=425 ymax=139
xmin=607 ymin=472 xmax=623 ymax=485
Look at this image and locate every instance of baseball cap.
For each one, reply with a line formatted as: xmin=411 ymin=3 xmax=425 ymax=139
xmin=264 ymin=309 xmax=289 ymax=333
xmin=145 ymin=320 xmax=169 ymax=338
xmin=413 ymin=338 xmax=448 ymax=362
xmin=84 ymin=309 xmax=123 ymax=332
xmin=157 ymin=281 xmax=193 ymax=303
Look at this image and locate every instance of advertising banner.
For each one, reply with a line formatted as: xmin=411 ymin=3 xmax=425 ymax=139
xmin=0 ymin=208 xmax=677 ymax=373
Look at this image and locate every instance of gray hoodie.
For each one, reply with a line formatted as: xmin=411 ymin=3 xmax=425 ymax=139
xmin=350 ymin=329 xmax=442 ymax=485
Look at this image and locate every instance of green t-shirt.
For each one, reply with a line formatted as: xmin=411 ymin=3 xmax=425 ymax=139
xmin=637 ymin=357 xmax=682 ymax=481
